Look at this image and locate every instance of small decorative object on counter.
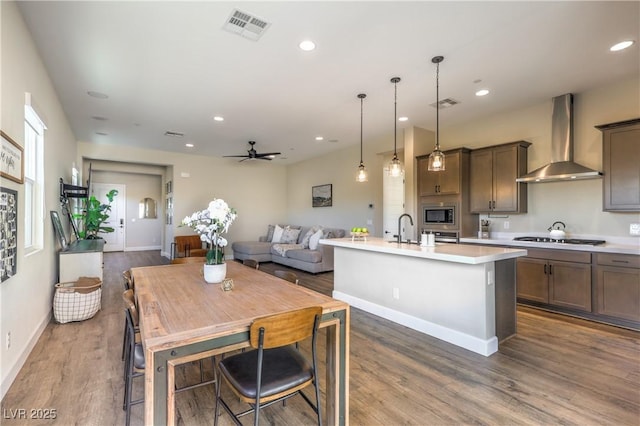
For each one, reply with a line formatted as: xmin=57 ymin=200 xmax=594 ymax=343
xmin=350 ymin=227 xmax=369 ymax=242
xmin=480 ymin=220 xmax=490 ymax=239
xmin=221 ymin=278 xmax=234 ymax=291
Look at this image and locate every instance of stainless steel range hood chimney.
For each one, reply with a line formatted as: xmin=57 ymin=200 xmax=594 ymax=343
xmin=516 ymin=93 xmax=602 ymax=183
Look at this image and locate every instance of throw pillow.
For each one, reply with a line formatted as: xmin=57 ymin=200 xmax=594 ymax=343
xmin=272 ymin=224 xmax=284 ymax=243
xmin=300 ymin=226 xmax=323 ymax=248
xmin=309 ymin=229 xmax=324 ymax=250
xmin=281 ymin=226 xmax=301 ymax=244
xmin=266 ymin=224 xmax=276 ymax=242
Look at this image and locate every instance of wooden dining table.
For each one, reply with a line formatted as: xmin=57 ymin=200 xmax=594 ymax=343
xmin=131 ymin=261 xmax=350 ymax=425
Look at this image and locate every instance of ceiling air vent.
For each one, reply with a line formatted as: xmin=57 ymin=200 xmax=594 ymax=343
xmin=164 ymin=131 xmax=184 ymax=138
xmin=223 ymin=9 xmax=271 ymax=41
xmin=430 ymin=98 xmax=460 ymax=109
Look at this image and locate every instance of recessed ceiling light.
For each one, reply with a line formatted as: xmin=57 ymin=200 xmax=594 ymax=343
xmin=299 ymin=40 xmax=316 ymax=51
xmin=185 ymin=143 xmax=194 ymax=148
xmin=213 ymin=116 xmax=224 ymax=122
xmin=315 ymin=136 xmax=324 ymax=141
xmin=398 ymin=116 xmax=408 ymax=122
xmin=475 ymin=89 xmax=490 ymax=97
xmin=87 ymin=91 xmax=109 ymax=99
xmin=610 ymin=40 xmax=634 ymax=51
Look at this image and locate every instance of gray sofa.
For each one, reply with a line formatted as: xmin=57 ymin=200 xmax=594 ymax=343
xmin=231 ymin=225 xmax=346 ymax=274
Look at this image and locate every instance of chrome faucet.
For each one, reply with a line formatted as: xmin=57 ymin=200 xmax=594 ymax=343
xmin=397 ymin=213 xmax=414 ymax=243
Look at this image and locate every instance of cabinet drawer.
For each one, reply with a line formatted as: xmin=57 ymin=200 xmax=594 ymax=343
xmin=596 ymin=253 xmax=640 ymax=268
xmin=524 ymin=248 xmax=591 ymax=264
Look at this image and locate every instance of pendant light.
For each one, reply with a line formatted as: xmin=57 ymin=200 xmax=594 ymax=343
xmin=356 ymin=93 xmax=368 ymax=182
xmin=388 ymin=77 xmax=403 ymax=177
xmin=428 ymin=55 xmax=445 ymax=171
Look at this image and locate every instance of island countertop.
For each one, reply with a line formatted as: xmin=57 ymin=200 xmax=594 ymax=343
xmin=320 ymin=237 xmax=527 ymax=265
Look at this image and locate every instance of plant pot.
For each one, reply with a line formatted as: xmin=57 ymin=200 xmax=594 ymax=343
xmin=203 ymin=263 xmax=226 ymax=284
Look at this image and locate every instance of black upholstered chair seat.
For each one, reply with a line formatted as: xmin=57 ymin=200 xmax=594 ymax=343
xmin=133 ymin=343 xmax=145 ymax=370
xmin=219 ymin=346 xmax=312 ymax=400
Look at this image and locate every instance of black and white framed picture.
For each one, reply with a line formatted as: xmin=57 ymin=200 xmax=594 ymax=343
xmin=0 ymin=187 xmax=18 ymax=282
xmin=312 ymin=184 xmax=332 ymax=207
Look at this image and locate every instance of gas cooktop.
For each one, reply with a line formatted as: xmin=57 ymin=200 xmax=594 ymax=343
xmin=513 ymin=236 xmax=606 ymax=245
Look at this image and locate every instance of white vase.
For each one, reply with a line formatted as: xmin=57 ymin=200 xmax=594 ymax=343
xmin=203 ymin=263 xmax=226 ymax=284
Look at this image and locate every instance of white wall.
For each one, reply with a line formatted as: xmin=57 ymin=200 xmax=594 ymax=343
xmin=77 ymin=142 xmax=289 ymax=256
xmin=434 ymin=77 xmax=640 ymax=238
xmin=1 ymin=1 xmax=79 ymax=399
xmin=287 ymin=77 xmax=639 ymax=241
xmin=91 ymin=171 xmax=163 ymax=250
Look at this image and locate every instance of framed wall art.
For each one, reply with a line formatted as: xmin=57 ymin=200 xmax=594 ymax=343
xmin=1 ymin=187 xmax=18 ymax=282
xmin=1 ymin=131 xmax=24 ymax=184
xmin=50 ymin=210 xmax=68 ymax=250
xmin=312 ymin=184 xmax=332 ymax=207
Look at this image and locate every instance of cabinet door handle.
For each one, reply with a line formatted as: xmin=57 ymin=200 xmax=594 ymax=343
xmin=489 ymin=201 xmax=492 ymax=210
xmin=544 ymin=264 xmax=547 ymax=274
xmin=611 ymin=259 xmax=629 ymax=264
xmin=548 ymin=264 xmax=552 ymax=275
xmin=492 ymin=200 xmax=496 ymax=209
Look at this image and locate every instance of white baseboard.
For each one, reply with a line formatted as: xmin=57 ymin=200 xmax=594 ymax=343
xmin=1 ymin=310 xmax=51 ymax=400
xmin=124 ymin=245 xmax=162 ymax=252
xmin=333 ymin=291 xmax=498 ymax=356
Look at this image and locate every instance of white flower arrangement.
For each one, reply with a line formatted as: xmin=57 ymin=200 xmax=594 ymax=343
xmin=181 ymin=199 xmax=237 ymax=265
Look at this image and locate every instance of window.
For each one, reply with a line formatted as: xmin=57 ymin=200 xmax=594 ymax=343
xmin=24 ymin=102 xmax=45 ymax=254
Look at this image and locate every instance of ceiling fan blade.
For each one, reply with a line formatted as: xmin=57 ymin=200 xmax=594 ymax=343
xmin=255 ymin=152 xmax=281 ymax=157
xmin=223 ymin=155 xmax=250 ymax=158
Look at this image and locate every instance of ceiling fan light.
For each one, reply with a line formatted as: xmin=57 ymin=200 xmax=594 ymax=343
xmin=428 ymin=149 xmax=445 ymax=171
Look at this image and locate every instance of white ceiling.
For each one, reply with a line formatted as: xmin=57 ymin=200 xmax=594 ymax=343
xmin=17 ymin=1 xmax=639 ymax=164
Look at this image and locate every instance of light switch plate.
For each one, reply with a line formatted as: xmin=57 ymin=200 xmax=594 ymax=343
xmin=630 ymin=223 xmax=640 ymax=236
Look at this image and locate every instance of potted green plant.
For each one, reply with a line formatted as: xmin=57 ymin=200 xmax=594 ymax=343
xmin=74 ymin=189 xmax=119 ymax=239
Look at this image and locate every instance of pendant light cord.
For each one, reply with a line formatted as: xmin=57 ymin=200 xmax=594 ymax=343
xmin=394 ymin=80 xmax=398 ymax=156
xmin=360 ymin=95 xmax=364 ymax=164
xmin=435 ymin=60 xmax=440 ymax=150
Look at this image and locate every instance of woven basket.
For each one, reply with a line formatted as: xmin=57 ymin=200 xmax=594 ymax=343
xmin=53 ymin=276 xmax=102 ymax=324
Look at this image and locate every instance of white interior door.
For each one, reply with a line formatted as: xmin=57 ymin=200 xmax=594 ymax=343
xmin=92 ymin=183 xmax=125 ymax=252
xmin=382 ymin=171 xmax=406 ymax=241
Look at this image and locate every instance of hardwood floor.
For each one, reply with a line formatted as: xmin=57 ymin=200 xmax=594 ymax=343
xmin=1 ymin=251 xmax=638 ymax=425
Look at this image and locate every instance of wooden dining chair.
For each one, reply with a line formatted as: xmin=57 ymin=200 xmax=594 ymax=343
xmin=214 ymin=306 xmax=323 ymax=426
xmin=122 ymin=269 xmax=134 ymax=290
xmin=274 ymin=269 xmax=299 ymax=285
xmin=171 ymin=256 xmax=207 ymax=264
xmin=121 ymin=289 xmax=139 ymax=363
xmin=242 ymin=259 xmax=260 ymax=270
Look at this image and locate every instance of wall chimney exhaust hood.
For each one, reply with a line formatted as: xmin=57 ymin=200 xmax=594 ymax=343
xmin=516 ymin=93 xmax=602 ymax=183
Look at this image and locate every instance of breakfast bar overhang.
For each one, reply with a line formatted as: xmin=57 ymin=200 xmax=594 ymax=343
xmin=321 ymin=238 xmax=527 ymax=356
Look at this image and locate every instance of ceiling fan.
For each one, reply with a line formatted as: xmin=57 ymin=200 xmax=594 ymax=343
xmin=223 ymin=141 xmax=281 ymax=162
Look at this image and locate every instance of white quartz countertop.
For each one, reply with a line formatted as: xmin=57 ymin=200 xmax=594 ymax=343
xmin=320 ymin=237 xmax=527 ymax=264
xmin=460 ymin=236 xmax=640 ymax=255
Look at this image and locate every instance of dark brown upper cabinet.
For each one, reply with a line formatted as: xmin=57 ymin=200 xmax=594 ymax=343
xmin=596 ymin=118 xmax=640 ymax=212
xmin=469 ymin=141 xmax=531 ymax=213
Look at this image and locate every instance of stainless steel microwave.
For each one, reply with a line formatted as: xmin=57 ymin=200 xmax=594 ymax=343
xmin=423 ymin=205 xmax=455 ymax=225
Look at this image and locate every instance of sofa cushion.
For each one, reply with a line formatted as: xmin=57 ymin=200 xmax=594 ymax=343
xmin=272 ymin=225 xmax=284 ymax=243
xmin=285 ymin=249 xmax=322 ymax=264
xmin=281 ymin=226 xmax=301 ymax=244
xmin=232 ymin=241 xmax=272 ymax=255
xmin=300 ymin=226 xmax=322 ymax=248
xmin=271 ymin=243 xmax=303 ymax=257
xmin=309 ymin=229 xmax=324 ymax=250
xmin=266 ymin=224 xmax=276 ymax=242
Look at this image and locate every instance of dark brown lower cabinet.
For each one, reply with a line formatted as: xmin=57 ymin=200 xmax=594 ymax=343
xmin=594 ymin=253 xmax=640 ymax=322
xmin=517 ymin=249 xmax=591 ymax=312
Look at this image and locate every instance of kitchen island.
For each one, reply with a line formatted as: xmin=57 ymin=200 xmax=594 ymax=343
xmin=320 ymin=237 xmax=527 ymax=356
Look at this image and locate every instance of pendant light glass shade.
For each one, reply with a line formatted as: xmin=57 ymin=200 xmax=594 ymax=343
xmin=427 ymin=55 xmax=445 ymax=171
xmin=356 ymin=93 xmax=368 ymax=182
xmin=388 ymin=77 xmax=403 ymax=177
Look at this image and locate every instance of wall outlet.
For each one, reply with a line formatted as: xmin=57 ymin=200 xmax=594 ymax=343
xmin=504 ymin=221 xmax=510 ymax=230
xmin=6 ymin=332 xmax=10 ymax=349
xmin=631 ymin=223 xmax=640 ymax=236
xmin=392 ymin=287 xmax=400 ymax=300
